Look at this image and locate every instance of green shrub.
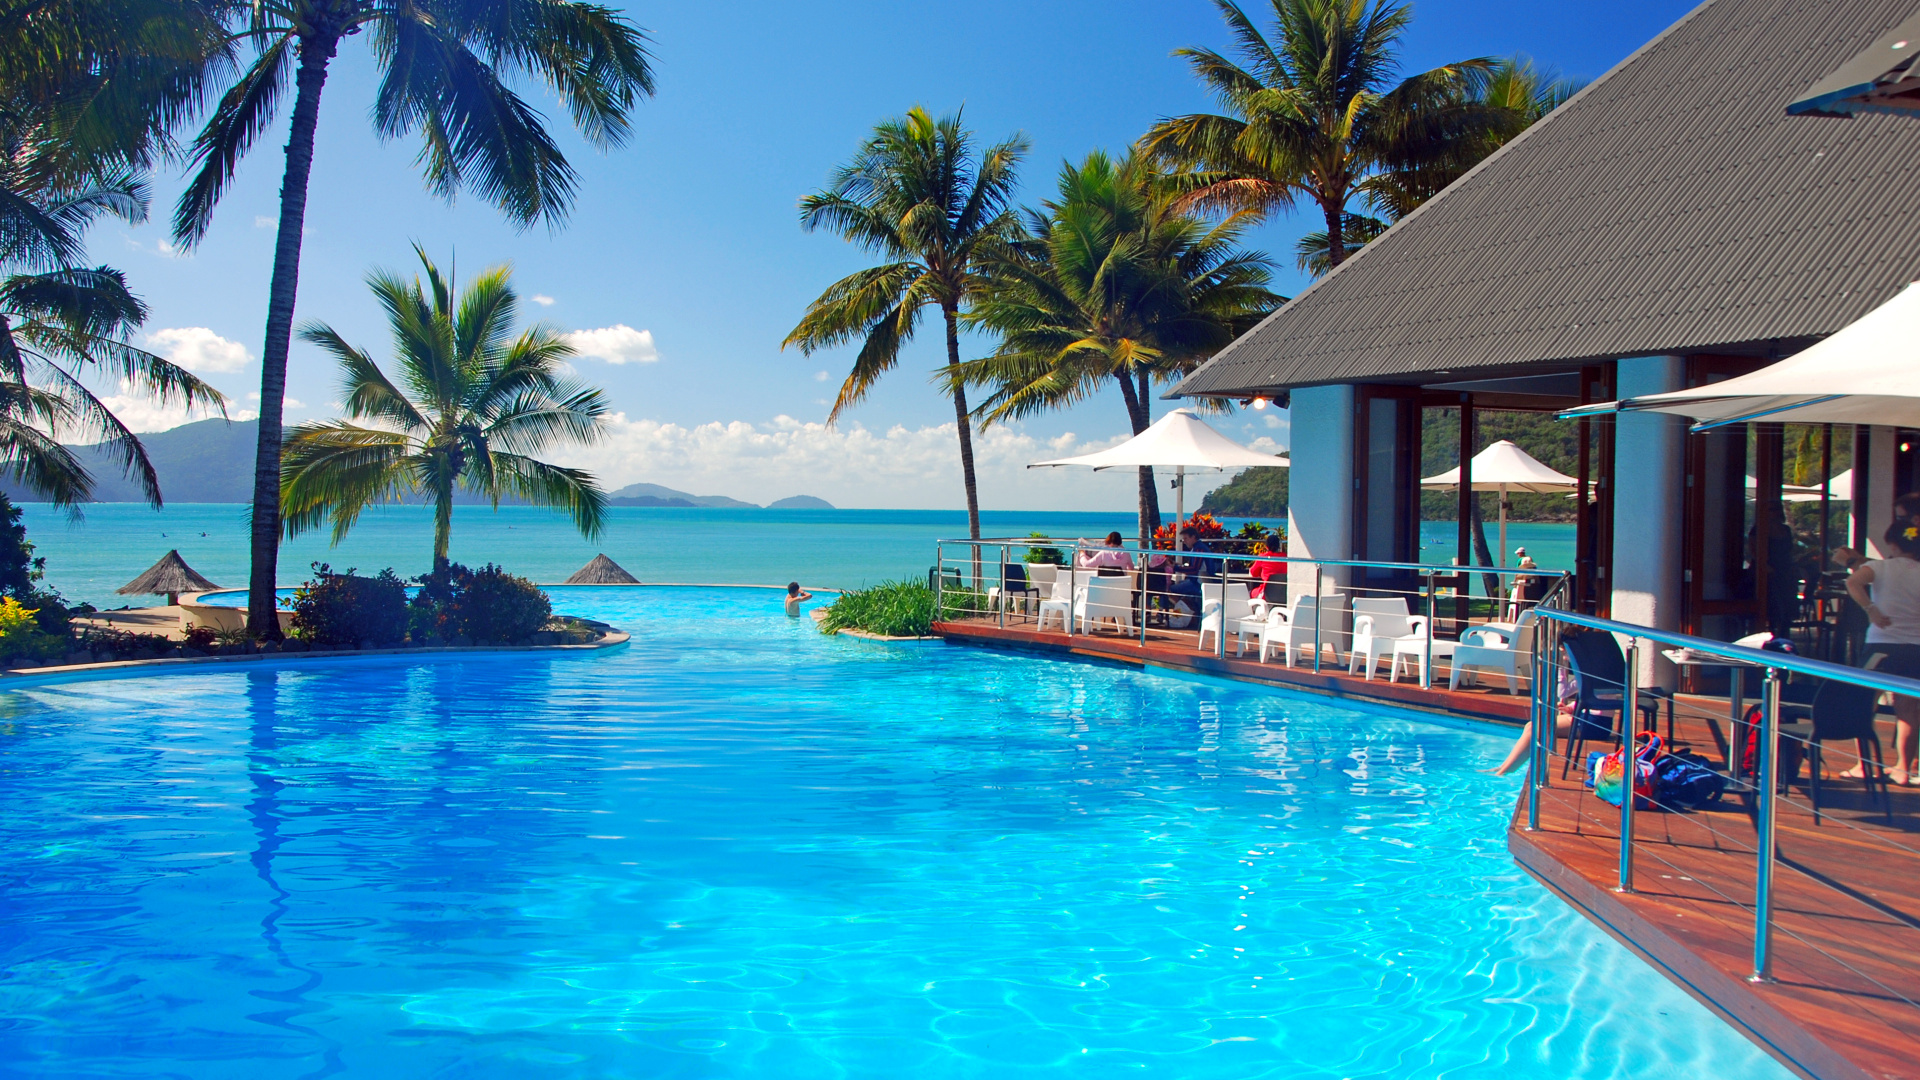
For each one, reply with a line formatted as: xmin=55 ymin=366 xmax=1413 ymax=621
xmin=410 ymin=561 xmax=551 ymax=644
xmin=0 ymin=492 xmax=70 ymax=637
xmin=1023 ymin=531 xmax=1066 ymax=565
xmin=290 ymin=564 xmax=410 ymax=648
xmin=819 ymin=579 xmax=983 ymax=637
xmin=0 ymin=596 xmax=62 ymax=659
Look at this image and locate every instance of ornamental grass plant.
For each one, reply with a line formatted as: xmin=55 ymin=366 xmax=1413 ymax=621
xmin=819 ymin=580 xmax=984 ymax=638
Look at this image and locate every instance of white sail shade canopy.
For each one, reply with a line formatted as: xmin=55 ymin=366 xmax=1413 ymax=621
xmin=1032 ymin=408 xmax=1287 ymax=522
xmin=1562 ymin=282 xmax=1920 ymax=430
xmin=1421 ymin=440 xmax=1578 ymax=568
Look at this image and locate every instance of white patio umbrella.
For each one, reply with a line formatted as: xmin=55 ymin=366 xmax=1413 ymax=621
xmin=1779 ymin=468 xmax=1852 ymax=503
xmin=1562 ymin=281 xmax=1920 ymax=430
xmin=1421 ymin=440 xmax=1578 ymax=567
xmin=1031 ymin=408 xmax=1288 ymax=524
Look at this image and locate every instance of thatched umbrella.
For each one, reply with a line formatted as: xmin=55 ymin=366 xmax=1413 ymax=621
xmin=563 ymin=553 xmax=640 ymax=585
xmin=118 ymin=550 xmax=220 ymax=606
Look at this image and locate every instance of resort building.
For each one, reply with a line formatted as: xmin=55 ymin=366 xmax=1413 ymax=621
xmin=1171 ymin=0 xmax=1920 ymax=687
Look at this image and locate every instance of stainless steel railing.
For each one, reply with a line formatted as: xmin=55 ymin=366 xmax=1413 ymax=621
xmin=1527 ymin=607 xmax=1920 ymax=992
xmin=933 ymin=537 xmax=1562 ymax=688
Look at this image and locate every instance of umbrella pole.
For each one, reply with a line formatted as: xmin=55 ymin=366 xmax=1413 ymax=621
xmin=1499 ymin=482 xmax=1509 ymax=569
xmin=1176 ymin=465 xmax=1185 ymax=525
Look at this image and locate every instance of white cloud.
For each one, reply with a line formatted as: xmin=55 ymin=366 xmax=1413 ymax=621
xmin=551 ymin=414 xmax=1241 ymax=511
xmin=530 ymin=294 xmax=556 ymax=307
xmin=564 ymin=324 xmax=657 ymax=364
xmin=254 ymin=215 xmax=275 ymax=229
xmin=146 ymin=327 xmax=252 ymax=374
xmin=93 ymin=379 xmax=254 ymax=433
xmin=813 ymin=370 xmax=830 ymax=382
xmin=125 ymin=234 xmax=184 ymax=259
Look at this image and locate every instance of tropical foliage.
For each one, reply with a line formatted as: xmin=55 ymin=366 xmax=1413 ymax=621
xmin=818 ymin=578 xmax=981 ymax=638
xmin=0 ymin=2 xmax=227 ymax=508
xmin=173 ymin=0 xmax=654 ymax=635
xmin=410 ymin=561 xmax=551 ymax=644
xmin=279 ymin=248 xmax=608 ymax=563
xmin=961 ymin=151 xmax=1280 ymax=539
xmin=289 ymin=563 xmax=411 ymax=648
xmin=786 ymin=107 xmax=1027 ymax=542
xmin=1142 ymin=0 xmax=1517 ymax=270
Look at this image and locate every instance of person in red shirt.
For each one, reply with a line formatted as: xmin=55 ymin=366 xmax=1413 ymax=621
xmin=1249 ymin=535 xmax=1285 ymax=601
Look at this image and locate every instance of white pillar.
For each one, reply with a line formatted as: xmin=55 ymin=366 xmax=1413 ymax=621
xmin=1865 ymin=426 xmax=1896 ymax=559
xmin=1611 ymin=357 xmax=1685 ymax=690
xmin=1286 ymin=385 xmax=1354 ymax=598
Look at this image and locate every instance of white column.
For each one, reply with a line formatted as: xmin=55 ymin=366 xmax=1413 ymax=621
xmin=1611 ymin=357 xmax=1685 ymax=690
xmin=1865 ymin=426 xmax=1896 ymax=559
xmin=1286 ymin=385 xmax=1354 ymax=598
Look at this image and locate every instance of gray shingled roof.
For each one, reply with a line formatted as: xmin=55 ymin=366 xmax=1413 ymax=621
xmin=1173 ymin=0 xmax=1920 ymax=399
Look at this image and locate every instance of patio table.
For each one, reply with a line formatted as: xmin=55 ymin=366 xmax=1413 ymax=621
xmin=1662 ymin=648 xmax=1761 ymax=781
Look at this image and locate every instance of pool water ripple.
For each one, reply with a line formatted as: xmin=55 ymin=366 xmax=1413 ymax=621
xmin=0 ymin=587 xmax=1789 ymax=1079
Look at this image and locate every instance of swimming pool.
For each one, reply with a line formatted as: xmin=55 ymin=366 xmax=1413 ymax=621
xmin=0 ymin=587 xmax=1786 ymax=1078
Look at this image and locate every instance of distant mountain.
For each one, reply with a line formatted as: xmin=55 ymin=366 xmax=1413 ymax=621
xmin=1 ymin=417 xmax=258 ymax=504
xmin=1 ymin=420 xmax=772 ymax=511
xmin=605 ymin=482 xmax=758 ymax=509
xmin=767 ymin=495 xmax=834 ymax=510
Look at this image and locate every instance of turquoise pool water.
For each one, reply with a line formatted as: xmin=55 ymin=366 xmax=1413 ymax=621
xmin=0 ymin=587 xmax=1783 ymax=1079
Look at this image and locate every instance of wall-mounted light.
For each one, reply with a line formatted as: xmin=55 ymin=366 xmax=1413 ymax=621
xmin=1252 ymin=396 xmax=1270 ymax=410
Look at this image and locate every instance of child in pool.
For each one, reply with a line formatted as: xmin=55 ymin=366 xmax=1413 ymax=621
xmin=785 ymin=581 xmax=813 ymax=617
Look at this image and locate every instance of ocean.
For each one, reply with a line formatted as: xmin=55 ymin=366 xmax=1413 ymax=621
xmin=20 ymin=503 xmax=1577 ymax=609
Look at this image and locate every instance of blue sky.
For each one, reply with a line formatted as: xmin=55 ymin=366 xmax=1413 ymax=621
xmin=101 ymin=0 xmax=1693 ymax=509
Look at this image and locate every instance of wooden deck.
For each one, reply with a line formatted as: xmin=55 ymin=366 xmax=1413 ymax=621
xmin=937 ymin=615 xmax=1920 ymax=1080
xmin=933 ymin=615 xmax=1533 ymax=724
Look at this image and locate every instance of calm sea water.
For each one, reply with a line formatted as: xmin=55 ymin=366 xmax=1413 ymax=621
xmin=20 ymin=503 xmax=1576 ymax=610
xmin=0 ymin=587 xmax=1784 ymax=1078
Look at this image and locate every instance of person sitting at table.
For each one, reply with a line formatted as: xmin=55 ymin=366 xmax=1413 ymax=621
xmin=1844 ymin=518 xmax=1920 ymax=785
xmin=1163 ymin=524 xmax=1206 ymax=628
xmin=1076 ymin=531 xmax=1135 ymax=575
xmin=1249 ymin=534 xmax=1285 ymax=603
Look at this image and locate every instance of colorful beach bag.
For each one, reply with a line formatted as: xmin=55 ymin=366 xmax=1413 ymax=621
xmin=1589 ymin=733 xmax=1662 ymax=809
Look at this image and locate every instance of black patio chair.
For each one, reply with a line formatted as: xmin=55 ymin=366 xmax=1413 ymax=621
xmin=1779 ymin=677 xmax=1892 ymax=826
xmin=1559 ymin=630 xmax=1674 ymax=779
xmin=1000 ymin=563 xmax=1041 ymax=620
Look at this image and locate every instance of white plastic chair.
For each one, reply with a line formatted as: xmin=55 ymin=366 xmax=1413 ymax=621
xmin=1036 ymin=574 xmax=1074 ymax=632
xmin=1026 ymin=563 xmax=1059 ymax=596
xmin=1076 ymin=578 xmax=1134 ymax=634
xmin=1255 ymin=594 xmax=1330 ymax=666
xmin=1198 ymin=583 xmax=1252 ymax=653
xmin=1348 ymin=598 xmax=1415 ymax=680
xmin=1449 ymin=612 xmax=1537 ymax=694
xmin=1389 ymin=616 xmax=1456 ymax=685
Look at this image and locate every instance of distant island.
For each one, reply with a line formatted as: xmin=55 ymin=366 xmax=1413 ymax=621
xmin=0 ymin=419 xmax=834 ymax=511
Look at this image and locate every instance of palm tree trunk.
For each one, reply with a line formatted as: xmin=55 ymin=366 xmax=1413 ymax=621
xmin=433 ymin=485 xmax=453 ymax=565
xmin=1323 ymin=199 xmax=1347 ymax=268
xmin=942 ymin=306 xmax=981 ymax=543
xmin=1115 ymin=371 xmax=1160 ymax=544
xmin=246 ymin=34 xmax=337 ymax=639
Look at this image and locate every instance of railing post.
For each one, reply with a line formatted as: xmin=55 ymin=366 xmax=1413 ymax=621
xmin=1526 ymin=616 xmax=1544 ymax=830
xmin=1067 ymin=543 xmax=1080 ymax=638
xmin=1140 ymin=546 xmax=1149 ymax=648
xmin=1752 ymin=666 xmax=1782 ymax=983
xmin=1216 ymin=555 xmax=1229 ymax=659
xmin=998 ymin=544 xmax=1008 ymax=630
xmin=934 ymin=541 xmax=944 ymax=618
xmin=1617 ymin=641 xmax=1639 ymax=893
xmin=1422 ymin=570 xmax=1435 ymax=689
xmin=1312 ymin=564 xmax=1324 ymax=673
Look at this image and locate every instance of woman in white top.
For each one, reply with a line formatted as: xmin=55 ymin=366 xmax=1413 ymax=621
xmin=1845 ymin=521 xmax=1920 ymax=784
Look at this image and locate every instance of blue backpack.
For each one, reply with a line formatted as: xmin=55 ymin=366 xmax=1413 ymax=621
xmin=1654 ymin=751 xmax=1727 ymax=809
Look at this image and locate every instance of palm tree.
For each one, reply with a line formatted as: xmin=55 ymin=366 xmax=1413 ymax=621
xmin=0 ymin=28 xmax=227 ymax=509
xmin=1142 ymin=0 xmax=1507 ymax=269
xmin=963 ymin=152 xmax=1280 ymax=540
xmin=785 ymin=107 xmax=1027 ymax=542
xmin=173 ymin=0 xmax=654 ymax=637
xmin=279 ymin=247 xmax=607 ymax=565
